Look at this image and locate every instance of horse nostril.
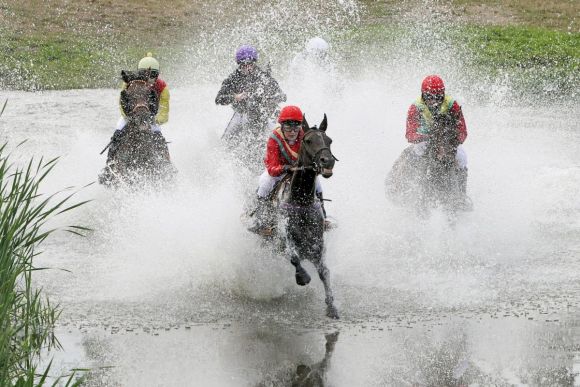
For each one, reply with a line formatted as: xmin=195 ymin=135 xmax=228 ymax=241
xmin=320 ymin=157 xmax=328 ymax=164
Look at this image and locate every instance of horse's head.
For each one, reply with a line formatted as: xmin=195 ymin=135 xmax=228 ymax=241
xmin=300 ymin=114 xmax=336 ymax=178
xmin=120 ymin=70 xmax=156 ymax=124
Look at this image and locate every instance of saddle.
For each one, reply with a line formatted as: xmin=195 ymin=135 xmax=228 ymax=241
xmin=265 ymin=174 xmax=335 ymax=233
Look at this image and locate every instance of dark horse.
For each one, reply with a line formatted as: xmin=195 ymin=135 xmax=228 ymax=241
xmin=386 ymin=115 xmax=462 ymax=222
xmin=99 ymin=70 xmax=175 ymax=187
xmin=263 ymin=114 xmax=339 ymax=319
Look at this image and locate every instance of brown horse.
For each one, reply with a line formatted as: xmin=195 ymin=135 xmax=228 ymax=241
xmin=99 ymin=71 xmax=176 ymax=187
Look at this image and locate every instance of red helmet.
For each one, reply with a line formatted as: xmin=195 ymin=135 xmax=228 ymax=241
xmin=421 ymin=75 xmax=445 ymax=95
xmin=278 ymin=105 xmax=303 ymax=123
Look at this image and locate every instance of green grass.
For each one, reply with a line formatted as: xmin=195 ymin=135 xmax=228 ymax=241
xmin=337 ymin=21 xmax=579 ymax=97
xmin=455 ymin=25 xmax=579 ymax=95
xmin=0 ymin=34 xmax=114 ymax=90
xmin=0 ymin=33 xmax=181 ymax=90
xmin=0 ymin=3 xmax=577 ymax=95
xmin=0 ymin=143 xmax=88 ymax=385
xmin=458 ymin=25 xmax=579 ymax=71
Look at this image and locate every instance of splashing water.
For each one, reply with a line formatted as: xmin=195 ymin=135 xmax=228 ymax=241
xmin=1 ymin=0 xmax=579 ymax=384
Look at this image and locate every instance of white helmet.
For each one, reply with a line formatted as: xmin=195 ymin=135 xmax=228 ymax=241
xmin=305 ymin=37 xmax=329 ymax=54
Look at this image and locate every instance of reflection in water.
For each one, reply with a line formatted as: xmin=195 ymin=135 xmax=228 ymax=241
xmin=45 ymin=317 xmax=580 ymax=386
xmin=254 ymin=331 xmax=339 ymax=387
xmin=289 ymin=332 xmax=338 ymax=387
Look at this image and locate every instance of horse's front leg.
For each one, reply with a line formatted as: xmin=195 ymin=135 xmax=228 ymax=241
xmin=315 ymin=259 xmax=339 ymax=319
xmin=290 ymin=254 xmax=311 ymax=286
xmin=285 ymin=215 xmax=312 ymax=286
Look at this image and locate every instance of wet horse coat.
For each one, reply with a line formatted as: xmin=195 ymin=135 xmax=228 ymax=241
xmin=99 ymin=71 xmax=175 ymax=187
xmin=270 ymin=115 xmax=339 ymax=319
xmin=386 ymin=113 xmax=462 ymax=222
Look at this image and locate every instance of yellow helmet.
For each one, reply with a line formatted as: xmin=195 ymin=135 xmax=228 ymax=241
xmin=138 ymin=52 xmax=160 ymax=71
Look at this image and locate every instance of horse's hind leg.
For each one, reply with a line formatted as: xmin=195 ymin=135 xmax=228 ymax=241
xmin=291 ymin=255 xmax=311 ymax=286
xmin=316 ymin=261 xmax=339 ymax=319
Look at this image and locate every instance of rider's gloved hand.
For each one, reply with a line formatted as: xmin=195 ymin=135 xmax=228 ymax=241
xmin=283 ymin=165 xmax=295 ymax=173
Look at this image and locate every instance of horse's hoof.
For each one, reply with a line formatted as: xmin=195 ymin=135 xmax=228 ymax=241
xmin=326 ymin=306 xmax=340 ymax=320
xmin=295 ymin=267 xmax=311 ymax=286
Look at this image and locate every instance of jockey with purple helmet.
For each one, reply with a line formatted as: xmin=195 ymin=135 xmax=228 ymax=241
xmin=216 ymin=45 xmax=286 ymax=139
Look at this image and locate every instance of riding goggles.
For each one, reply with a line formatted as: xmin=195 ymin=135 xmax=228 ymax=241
xmin=422 ymin=92 xmax=444 ymax=103
xmin=239 ymin=62 xmax=256 ymax=70
xmin=281 ymin=121 xmax=302 ymax=132
xmin=139 ymin=69 xmax=159 ymax=78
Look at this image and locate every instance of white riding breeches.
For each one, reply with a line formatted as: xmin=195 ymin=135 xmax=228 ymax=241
xmin=413 ymin=142 xmax=468 ymax=169
xmin=257 ymin=170 xmax=322 ymax=199
xmin=115 ymin=117 xmax=161 ymax=133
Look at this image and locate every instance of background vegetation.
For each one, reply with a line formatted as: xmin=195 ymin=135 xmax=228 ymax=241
xmin=0 ymin=0 xmax=577 ymax=92
xmin=0 ymin=143 xmax=87 ymax=385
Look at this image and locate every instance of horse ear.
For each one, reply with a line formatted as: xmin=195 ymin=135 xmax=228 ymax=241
xmin=320 ymin=114 xmax=328 ymax=132
xmin=302 ymin=114 xmax=310 ymax=131
xmin=121 ymin=70 xmax=130 ymax=83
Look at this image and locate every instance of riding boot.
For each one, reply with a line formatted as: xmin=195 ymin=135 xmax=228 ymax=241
xmin=457 ymin=168 xmax=474 ymax=212
xmin=316 ymin=192 xmax=327 ymax=219
xmin=247 ymin=196 xmax=273 ymax=235
xmin=316 ymin=192 xmax=335 ymax=231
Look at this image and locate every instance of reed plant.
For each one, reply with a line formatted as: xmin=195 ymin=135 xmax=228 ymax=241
xmin=0 ymin=143 xmax=88 ymax=386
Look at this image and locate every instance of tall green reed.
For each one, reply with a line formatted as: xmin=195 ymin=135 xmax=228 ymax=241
xmin=0 ymin=143 xmax=89 ymax=386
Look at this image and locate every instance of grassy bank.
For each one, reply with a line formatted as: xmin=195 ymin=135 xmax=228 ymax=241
xmin=339 ymin=20 xmax=579 ymax=98
xmin=0 ymin=0 xmax=578 ymax=92
xmin=0 ymin=33 xmax=184 ymax=90
xmin=459 ymin=25 xmax=579 ymax=95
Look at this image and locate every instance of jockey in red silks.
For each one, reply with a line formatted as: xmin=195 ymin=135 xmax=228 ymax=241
xmin=248 ymin=105 xmax=323 ymax=234
xmin=406 ymin=75 xmax=472 ymax=210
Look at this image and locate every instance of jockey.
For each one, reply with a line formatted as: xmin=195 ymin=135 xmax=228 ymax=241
xmin=304 ymin=37 xmax=330 ymax=61
xmin=216 ymin=45 xmax=286 ymax=139
xmin=248 ymin=105 xmax=324 ymax=234
xmin=289 ymin=37 xmax=334 ymax=80
xmin=406 ymin=75 xmax=472 ymax=210
xmin=108 ymin=53 xmax=170 ymax=156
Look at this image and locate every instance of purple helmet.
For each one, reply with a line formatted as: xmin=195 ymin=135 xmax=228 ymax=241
xmin=235 ymin=45 xmax=258 ymax=64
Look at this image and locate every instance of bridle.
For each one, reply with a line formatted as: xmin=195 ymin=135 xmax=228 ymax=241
xmin=301 ymin=129 xmax=339 ymax=173
xmin=126 ymin=79 xmax=151 ymax=114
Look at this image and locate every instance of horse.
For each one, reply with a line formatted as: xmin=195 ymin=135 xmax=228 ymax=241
xmin=386 ymin=114 xmax=462 ymax=223
xmin=259 ymin=114 xmax=339 ymax=319
xmin=99 ymin=70 xmax=176 ymax=187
